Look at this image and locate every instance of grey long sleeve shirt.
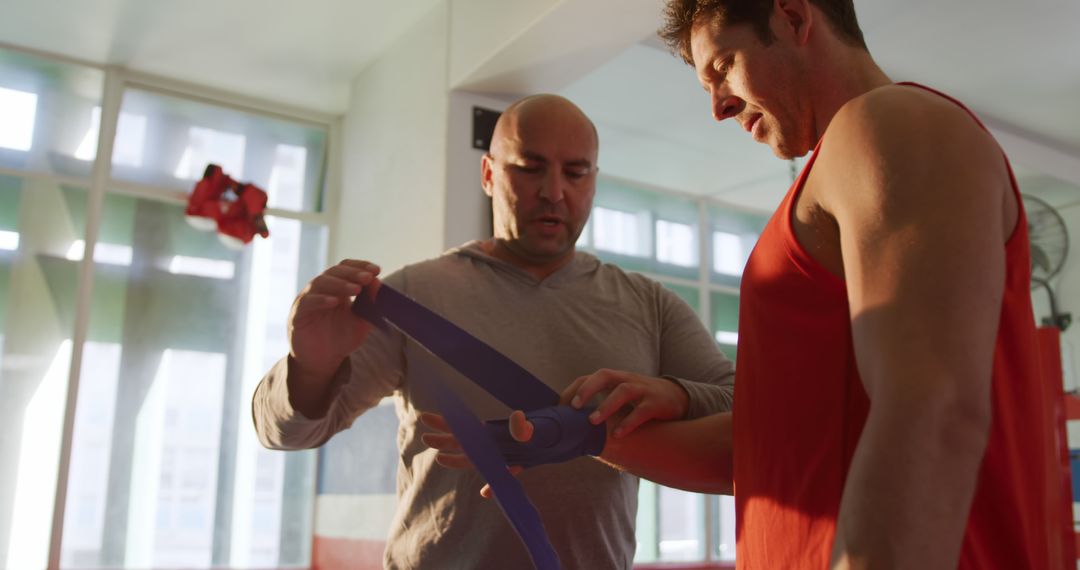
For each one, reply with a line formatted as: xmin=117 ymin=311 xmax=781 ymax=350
xmin=253 ymin=241 xmax=735 ymax=569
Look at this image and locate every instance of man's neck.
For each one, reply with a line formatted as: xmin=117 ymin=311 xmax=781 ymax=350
xmin=809 ymin=46 xmax=892 ymax=142
xmin=481 ymin=238 xmax=575 ymax=281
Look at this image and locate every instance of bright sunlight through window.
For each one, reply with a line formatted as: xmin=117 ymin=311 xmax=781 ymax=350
xmin=0 ymin=87 xmax=38 ymax=151
xmin=75 ymin=107 xmax=148 ymax=166
xmin=65 ymin=240 xmax=134 ymax=265
xmin=712 ymin=231 xmax=746 ymax=276
xmin=173 ymin=127 xmax=246 ymax=180
xmin=0 ymin=230 xmax=19 ymax=251
xmin=655 ymin=219 xmax=697 ymax=267
xmin=594 ymin=207 xmax=646 ymax=257
xmin=168 ymin=255 xmax=236 ymax=280
xmin=714 ymin=331 xmax=739 ymax=346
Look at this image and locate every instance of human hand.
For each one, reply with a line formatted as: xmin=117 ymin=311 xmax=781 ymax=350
xmin=562 ymin=369 xmax=689 ymax=438
xmin=420 ymin=411 xmax=528 ymax=498
xmin=288 ymin=259 xmax=381 ymax=379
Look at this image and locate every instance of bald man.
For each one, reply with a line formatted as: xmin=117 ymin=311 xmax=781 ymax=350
xmin=251 ymin=94 xmax=735 ymax=569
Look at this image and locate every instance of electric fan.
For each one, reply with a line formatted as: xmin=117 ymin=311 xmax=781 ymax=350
xmin=1024 ymin=193 xmax=1071 ymax=330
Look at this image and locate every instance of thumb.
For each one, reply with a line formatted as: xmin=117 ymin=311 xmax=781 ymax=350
xmin=508 ymin=410 xmax=534 ymax=442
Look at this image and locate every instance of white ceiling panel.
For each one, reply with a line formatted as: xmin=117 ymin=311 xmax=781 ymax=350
xmin=0 ymin=0 xmax=443 ymax=113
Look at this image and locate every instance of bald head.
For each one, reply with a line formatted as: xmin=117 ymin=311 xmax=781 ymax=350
xmin=489 ymin=94 xmax=599 ymax=161
xmin=480 ymin=94 xmax=599 ymax=279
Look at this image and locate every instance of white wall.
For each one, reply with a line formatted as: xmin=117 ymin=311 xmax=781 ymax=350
xmin=448 ymin=0 xmax=559 ymax=88
xmin=442 ymin=90 xmax=513 ymax=249
xmin=334 ymin=0 xmax=663 ymax=269
xmin=334 ymin=2 xmax=450 ymax=272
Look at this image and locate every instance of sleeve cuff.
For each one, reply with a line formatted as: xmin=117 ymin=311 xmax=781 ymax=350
xmin=662 ymin=374 xmax=720 ymax=420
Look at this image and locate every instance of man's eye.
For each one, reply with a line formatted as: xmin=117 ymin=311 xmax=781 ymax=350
xmin=716 ymin=58 xmax=732 ymax=80
xmin=513 ymin=164 xmax=542 ymax=174
xmin=566 ymin=169 xmax=589 ymax=180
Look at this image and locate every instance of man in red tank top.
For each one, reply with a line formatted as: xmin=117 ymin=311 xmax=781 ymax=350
xmin=556 ymin=0 xmax=1065 ymax=568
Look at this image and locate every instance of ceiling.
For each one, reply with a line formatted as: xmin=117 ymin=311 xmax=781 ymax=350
xmin=1 ymin=0 xmax=1077 ymax=213
xmin=0 ymin=0 xmax=442 ymax=114
xmin=561 ymin=0 xmax=1080 ymax=212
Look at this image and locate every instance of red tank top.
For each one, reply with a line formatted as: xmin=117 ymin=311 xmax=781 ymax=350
xmin=733 ymin=83 xmax=1060 ymax=569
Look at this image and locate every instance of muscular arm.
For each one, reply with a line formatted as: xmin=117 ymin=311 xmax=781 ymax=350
xmin=818 ymin=88 xmax=1011 ymax=569
xmin=427 ymin=408 xmax=736 ymax=494
xmin=599 ymin=411 xmax=734 ymax=494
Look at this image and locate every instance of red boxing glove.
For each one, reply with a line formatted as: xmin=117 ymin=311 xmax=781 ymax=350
xmin=217 ymin=183 xmax=270 ymax=247
xmin=184 ymin=164 xmax=270 ymax=247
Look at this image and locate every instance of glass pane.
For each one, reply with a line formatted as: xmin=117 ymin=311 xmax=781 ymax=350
xmin=708 ymin=203 xmax=768 ymax=287
xmin=712 ymin=291 xmax=740 ymax=360
xmin=593 ymin=206 xmax=648 ymax=257
xmin=60 ymin=194 xmax=325 ymax=568
xmin=633 ymin=480 xmax=659 ymax=563
xmin=0 ymin=174 xmax=88 ymax=568
xmin=712 ymin=231 xmax=747 ymax=276
xmin=586 ymin=178 xmax=700 ymax=280
xmin=658 ymin=486 xmax=705 ymax=562
xmin=656 ymin=219 xmax=697 ymax=268
xmin=110 ymin=89 xmax=328 ymax=213
xmin=576 ymin=217 xmax=591 ymax=248
xmin=710 ymin=495 xmax=737 ymax=562
xmin=0 ymin=47 xmax=104 ymax=179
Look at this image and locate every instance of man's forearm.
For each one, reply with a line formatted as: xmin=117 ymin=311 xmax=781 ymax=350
xmin=601 ymin=412 xmax=734 ymax=494
xmin=830 ymin=398 xmax=990 ymax=569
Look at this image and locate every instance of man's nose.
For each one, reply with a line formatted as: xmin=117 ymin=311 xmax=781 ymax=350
xmin=712 ymin=93 xmax=742 ymax=122
xmin=538 ymin=170 xmax=566 ymax=203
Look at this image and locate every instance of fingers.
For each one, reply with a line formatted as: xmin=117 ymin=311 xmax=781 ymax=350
xmin=419 ymin=413 xmax=465 ymax=458
xmin=307 ymin=260 xmax=381 ymax=297
xmin=434 ymin=452 xmax=474 ymax=470
xmin=559 ymin=376 xmax=587 ymax=405
xmin=292 ymin=260 xmax=385 ymax=326
xmin=306 ymin=273 xmax=363 ymax=298
xmin=290 ymin=293 xmax=355 ymax=330
xmin=419 ymin=412 xmax=450 ymax=433
xmin=566 ymin=369 xmax=621 ymax=409
xmin=420 ymin=432 xmax=462 ymax=454
xmin=335 ymin=259 xmax=381 ymax=277
xmin=589 ymin=381 xmax=645 ymax=424
xmin=420 ymin=414 xmax=473 ymax=471
xmin=327 ymin=262 xmax=381 ymax=298
xmin=609 ymin=403 xmax=654 ymax=439
xmin=294 ymin=293 xmax=341 ymax=313
xmin=419 ymin=409 xmax=530 ymax=500
xmin=508 ymin=410 xmax=534 ymax=442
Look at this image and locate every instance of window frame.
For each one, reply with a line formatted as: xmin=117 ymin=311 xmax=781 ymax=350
xmin=0 ymin=43 xmax=341 ymax=569
xmin=578 ymin=173 xmax=767 ymax=567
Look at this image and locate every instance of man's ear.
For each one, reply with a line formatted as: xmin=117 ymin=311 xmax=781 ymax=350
xmin=481 ymin=153 xmax=495 ymax=198
xmin=774 ymin=0 xmax=812 ymax=46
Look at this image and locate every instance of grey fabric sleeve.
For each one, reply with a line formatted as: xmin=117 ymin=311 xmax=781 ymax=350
xmin=251 ymin=270 xmax=408 ymax=450
xmin=654 ymin=283 xmax=736 ymax=418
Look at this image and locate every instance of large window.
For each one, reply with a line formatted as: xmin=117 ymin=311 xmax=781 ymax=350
xmin=578 ymin=176 xmax=768 ymax=566
xmin=0 ymin=46 xmax=335 ymax=569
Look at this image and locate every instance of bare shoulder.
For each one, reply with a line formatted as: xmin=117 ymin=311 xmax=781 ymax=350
xmin=815 ymin=84 xmax=1011 ymax=226
xmin=826 ymin=84 xmax=1000 ymax=171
